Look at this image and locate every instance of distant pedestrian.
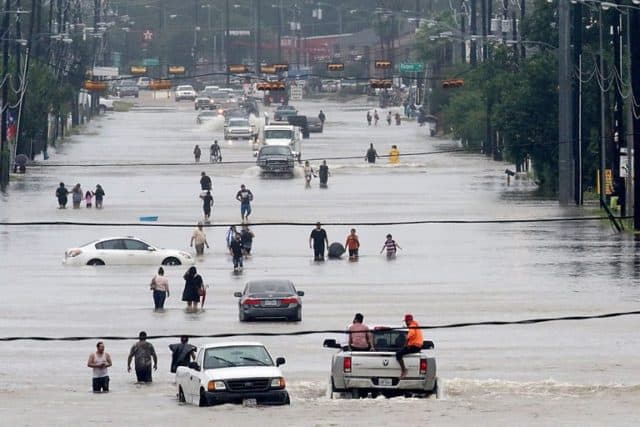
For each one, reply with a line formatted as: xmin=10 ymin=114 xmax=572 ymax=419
xmin=169 ymin=336 xmax=196 ymax=373
xmin=127 ymin=331 xmax=157 ymax=384
xmin=365 ymin=143 xmax=379 ymax=164
xmin=84 ymin=191 xmax=94 ymax=208
xmin=200 ymin=190 xmax=214 ymax=223
xmin=193 ymin=144 xmax=202 ymax=162
xmin=345 ymin=228 xmax=360 ymax=260
xmin=230 ymin=233 xmax=244 ymax=272
xmin=318 ymin=109 xmax=326 ymax=125
xmin=56 ymin=182 xmax=69 ymax=208
xmin=210 ymin=140 xmax=221 ymax=163
xmin=380 ymin=233 xmax=402 ymax=258
xmin=181 ymin=266 xmax=203 ymax=312
xmin=87 ymin=341 xmax=112 ymax=393
xmin=318 ymin=160 xmax=329 ymax=188
xmin=226 ymin=225 xmax=238 ymax=254
xmin=373 ymin=110 xmax=379 ymax=126
xmin=240 ymin=224 xmax=255 ymax=256
xmin=386 ymin=111 xmax=392 ymax=126
xmin=94 ymin=184 xmax=105 ymax=209
xmin=395 ymin=112 xmax=401 ymax=125
xmin=236 ymin=184 xmax=254 ymax=222
xmin=190 ymin=221 xmax=209 ymax=256
xmin=200 ymin=172 xmax=212 ymax=192
xmin=309 ymin=222 xmax=329 ymax=261
xmin=71 ymin=183 xmax=83 ymax=209
xmin=366 ymin=111 xmax=372 ymax=126
xmin=304 ymin=160 xmax=315 ymax=188
xmin=150 ymin=267 xmax=170 ymax=311
xmin=389 ymin=145 xmax=400 ymax=164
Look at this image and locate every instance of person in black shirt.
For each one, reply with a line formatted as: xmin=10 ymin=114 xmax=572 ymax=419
xmin=318 ymin=110 xmax=326 ymax=124
xmin=229 ymin=234 xmax=244 ymax=272
xmin=200 ymin=172 xmax=212 ymax=191
xmin=236 ymin=184 xmax=254 ymax=222
xmin=55 ymin=182 xmax=69 ymax=208
xmin=365 ymin=143 xmax=379 ymax=164
xmin=200 ymin=190 xmax=214 ymax=223
xmin=94 ymin=184 xmax=105 ymax=209
xmin=240 ymin=225 xmax=255 ymax=256
xmin=309 ymin=222 xmax=329 ymax=261
xmin=318 ymin=160 xmax=329 ymax=188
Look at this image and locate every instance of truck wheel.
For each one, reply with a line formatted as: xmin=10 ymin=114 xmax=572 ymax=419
xmin=199 ymin=388 xmax=208 ymax=407
xmin=350 ymin=389 xmax=361 ymax=399
xmin=178 ymin=386 xmax=186 ymax=403
xmin=433 ymin=377 xmax=440 ymax=399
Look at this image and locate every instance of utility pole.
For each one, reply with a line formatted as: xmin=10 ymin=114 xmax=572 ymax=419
xmin=630 ymin=8 xmax=640 ymax=229
xmin=255 ymin=0 xmax=261 ymax=72
xmin=460 ymin=2 xmax=466 ymax=63
xmin=0 ymin=0 xmax=11 ymax=186
xmin=225 ymin=0 xmax=229 ymax=85
xmin=520 ymin=0 xmax=525 ymax=59
xmin=277 ymin=0 xmax=282 ymax=63
xmin=612 ymin=4 xmax=623 ymax=191
xmin=480 ymin=0 xmax=487 ymax=61
xmin=573 ymin=2 xmax=583 ymax=205
xmin=558 ymin=0 xmax=575 ymax=205
xmin=470 ymin=0 xmax=477 ymax=65
xmin=598 ymin=9 xmax=607 ymax=209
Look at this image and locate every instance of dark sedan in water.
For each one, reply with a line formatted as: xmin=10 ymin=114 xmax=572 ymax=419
xmin=234 ymin=280 xmax=304 ymax=322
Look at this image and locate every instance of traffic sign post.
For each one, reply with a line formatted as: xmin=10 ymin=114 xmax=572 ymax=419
xmin=399 ymin=63 xmax=424 ymax=73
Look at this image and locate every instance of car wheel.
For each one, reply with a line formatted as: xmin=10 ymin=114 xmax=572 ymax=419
xmin=433 ymin=377 xmax=440 ymax=399
xmin=292 ymin=307 xmax=302 ymax=322
xmin=162 ymin=257 xmax=181 ymax=266
xmin=199 ymin=388 xmax=208 ymax=407
xmin=284 ymin=393 xmax=291 ymax=405
xmin=99 ymin=105 xmax=107 ymax=114
xmin=87 ymin=259 xmax=105 ymax=266
xmin=178 ymin=386 xmax=186 ymax=403
xmin=239 ymin=310 xmax=250 ymax=322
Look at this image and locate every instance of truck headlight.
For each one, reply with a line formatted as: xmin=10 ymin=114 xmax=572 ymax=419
xmin=270 ymin=377 xmax=285 ymax=389
xmin=207 ymin=380 xmax=226 ymax=392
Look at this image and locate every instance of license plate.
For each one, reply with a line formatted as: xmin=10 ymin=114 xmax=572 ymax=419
xmin=242 ymin=398 xmax=257 ymax=407
xmin=263 ymin=300 xmax=278 ymax=306
xmin=379 ymin=378 xmax=393 ymax=387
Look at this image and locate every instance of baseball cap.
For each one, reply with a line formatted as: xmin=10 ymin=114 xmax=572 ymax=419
xmin=404 ymin=314 xmax=413 ymax=322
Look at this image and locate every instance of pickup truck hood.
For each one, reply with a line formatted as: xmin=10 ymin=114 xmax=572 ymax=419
xmin=259 ymin=155 xmax=292 ymax=162
xmin=264 ymin=139 xmax=293 ymax=146
xmin=203 ymin=366 xmax=282 ymax=381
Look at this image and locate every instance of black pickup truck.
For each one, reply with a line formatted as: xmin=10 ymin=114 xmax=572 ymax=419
xmin=256 ymin=145 xmax=295 ymax=177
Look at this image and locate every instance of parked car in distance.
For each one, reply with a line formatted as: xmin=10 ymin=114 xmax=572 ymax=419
xmin=197 ymin=110 xmax=221 ymax=125
xmin=176 ymin=342 xmax=290 ymax=406
xmin=307 ymin=116 xmax=324 ymax=133
xmin=63 ymin=236 xmax=194 ymax=266
xmin=273 ymin=105 xmax=298 ymax=121
xmin=195 ymin=96 xmax=216 ymax=110
xmin=175 ymin=85 xmax=197 ymax=101
xmin=99 ymin=97 xmax=114 ymax=113
xmin=116 ymin=80 xmax=139 ymax=98
xmin=234 ymin=280 xmax=303 ymax=321
xmin=224 ymin=117 xmax=255 ymax=140
xmin=137 ymin=77 xmax=151 ymax=89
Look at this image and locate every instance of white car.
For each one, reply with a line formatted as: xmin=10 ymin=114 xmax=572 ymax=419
xmin=63 ymin=236 xmax=195 ymax=266
xmin=224 ymin=117 xmax=255 ymax=140
xmin=176 ymin=342 xmax=290 ymax=406
xmin=175 ymin=85 xmax=197 ymax=101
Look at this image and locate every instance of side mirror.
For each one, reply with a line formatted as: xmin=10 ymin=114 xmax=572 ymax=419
xmin=188 ymin=362 xmax=200 ymax=371
xmin=296 ymin=290 xmax=305 ymax=297
xmin=422 ymin=340 xmax=435 ymax=350
xmin=275 ymin=357 xmax=286 ymax=367
xmin=233 ymin=292 xmax=242 ymax=298
xmin=323 ymin=339 xmax=341 ymax=349
xmin=147 ymin=247 xmax=155 ymax=251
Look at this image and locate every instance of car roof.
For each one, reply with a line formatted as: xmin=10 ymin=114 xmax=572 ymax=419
xmin=247 ymin=279 xmax=293 ymax=286
xmin=201 ymin=342 xmax=266 ymax=349
xmin=177 ymin=85 xmax=194 ymax=89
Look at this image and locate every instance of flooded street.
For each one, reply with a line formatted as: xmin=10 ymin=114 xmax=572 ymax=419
xmin=1 ymin=93 xmax=639 ymax=426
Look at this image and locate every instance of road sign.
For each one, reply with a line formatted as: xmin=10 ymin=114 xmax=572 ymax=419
xmin=399 ymin=63 xmax=424 ymax=73
xmin=92 ymin=66 xmax=119 ymax=77
xmin=290 ymin=85 xmax=303 ymax=101
xmin=143 ymin=58 xmax=160 ymax=66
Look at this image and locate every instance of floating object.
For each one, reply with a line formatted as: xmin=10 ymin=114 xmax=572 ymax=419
xmin=328 ymin=242 xmax=345 ymax=259
xmin=139 ymin=216 xmax=158 ymax=222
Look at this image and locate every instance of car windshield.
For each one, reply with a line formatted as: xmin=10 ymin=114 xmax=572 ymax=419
xmin=260 ymin=146 xmax=292 ymax=156
xmin=120 ymin=80 xmax=136 ymax=86
xmin=264 ymin=130 xmax=293 ymax=139
xmin=203 ymin=345 xmax=273 ymax=369
xmin=247 ymin=281 xmax=293 ymax=294
xmin=177 ymin=85 xmax=194 ymax=91
xmin=229 ymin=119 xmax=249 ymax=127
xmin=371 ymin=329 xmax=408 ymax=351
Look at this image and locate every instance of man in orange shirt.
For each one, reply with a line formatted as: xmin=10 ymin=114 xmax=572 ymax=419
xmin=396 ymin=313 xmax=423 ymax=378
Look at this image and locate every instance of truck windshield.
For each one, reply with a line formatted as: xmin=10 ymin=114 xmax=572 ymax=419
xmin=260 ymin=146 xmax=291 ymax=156
xmin=203 ymin=345 xmax=274 ymax=369
xmin=265 ymin=130 xmax=293 ymax=139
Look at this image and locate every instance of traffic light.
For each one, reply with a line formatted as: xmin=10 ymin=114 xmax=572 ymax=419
xmin=273 ymin=63 xmax=289 ymax=72
xmin=369 ymin=79 xmax=393 ymax=89
xmin=228 ymin=64 xmax=250 ymax=73
xmin=168 ymin=66 xmax=185 ymax=75
xmin=149 ymin=80 xmax=172 ymax=90
xmin=83 ymin=80 xmax=108 ymax=92
xmin=130 ymin=66 xmax=147 ymax=75
xmin=374 ymin=60 xmax=392 ymax=69
xmin=327 ymin=63 xmax=344 ymax=71
xmin=256 ymin=81 xmax=286 ymax=91
xmin=442 ymin=79 xmax=464 ymax=88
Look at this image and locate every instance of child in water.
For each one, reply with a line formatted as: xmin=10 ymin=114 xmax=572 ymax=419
xmin=85 ymin=190 xmax=94 ymax=208
xmin=380 ymin=234 xmax=402 ymax=258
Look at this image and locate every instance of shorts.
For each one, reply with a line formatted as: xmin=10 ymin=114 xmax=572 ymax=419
xmin=348 ymin=248 xmax=359 ymax=257
xmin=195 ymin=243 xmax=205 ymax=255
xmin=241 ymin=203 xmax=252 ymax=216
xmin=92 ymin=376 xmax=109 ymax=392
xmin=135 ymin=365 xmax=152 ymax=383
xmin=313 ymin=246 xmax=325 ymax=259
xmin=395 ymin=346 xmax=421 ymax=361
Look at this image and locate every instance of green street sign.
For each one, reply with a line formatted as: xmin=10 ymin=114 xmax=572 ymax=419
xmin=399 ymin=63 xmax=424 ymax=73
xmin=143 ymin=58 xmax=160 ymax=66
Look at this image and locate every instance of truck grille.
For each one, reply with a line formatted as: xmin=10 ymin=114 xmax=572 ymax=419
xmin=226 ymin=378 xmax=270 ymax=392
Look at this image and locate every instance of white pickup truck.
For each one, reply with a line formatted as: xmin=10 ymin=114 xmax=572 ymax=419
xmin=176 ymin=342 xmax=290 ymax=406
xmin=323 ymin=327 xmax=438 ymax=399
xmin=258 ymin=123 xmax=301 ymax=159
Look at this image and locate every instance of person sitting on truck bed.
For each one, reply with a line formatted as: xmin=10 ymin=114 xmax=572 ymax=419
xmin=348 ymin=313 xmax=374 ymax=351
xmin=396 ymin=313 xmax=423 ymax=378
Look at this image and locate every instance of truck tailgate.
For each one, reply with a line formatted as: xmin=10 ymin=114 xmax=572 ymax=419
xmin=350 ymin=352 xmax=424 ymax=378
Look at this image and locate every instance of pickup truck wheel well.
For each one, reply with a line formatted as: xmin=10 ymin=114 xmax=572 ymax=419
xmin=199 ymin=387 xmax=207 ymax=407
xmin=178 ymin=386 xmax=186 ymax=403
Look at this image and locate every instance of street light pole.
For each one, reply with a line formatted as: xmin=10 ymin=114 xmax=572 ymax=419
xmin=0 ymin=0 xmax=11 ymax=186
xmin=225 ymin=0 xmax=229 ymax=85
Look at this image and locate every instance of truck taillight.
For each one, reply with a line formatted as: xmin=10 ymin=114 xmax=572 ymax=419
xmin=243 ymin=298 xmax=260 ymax=305
xmin=343 ymin=357 xmax=352 ymax=373
xmin=280 ymin=298 xmax=299 ymax=305
xmin=419 ymin=358 xmax=427 ymax=375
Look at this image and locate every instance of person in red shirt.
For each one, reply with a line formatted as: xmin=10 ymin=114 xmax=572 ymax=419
xmin=344 ymin=228 xmax=360 ymax=260
xmin=396 ymin=314 xmax=423 ymax=378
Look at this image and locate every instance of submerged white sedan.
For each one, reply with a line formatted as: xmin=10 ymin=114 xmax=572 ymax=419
xmin=63 ymin=236 xmax=194 ymax=266
xmin=176 ymin=342 xmax=290 ymax=406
